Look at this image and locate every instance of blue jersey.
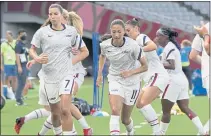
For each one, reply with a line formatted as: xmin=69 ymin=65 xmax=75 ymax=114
xmin=180 ymin=46 xmax=191 ymax=67
xmin=156 ymin=47 xmax=163 ymax=56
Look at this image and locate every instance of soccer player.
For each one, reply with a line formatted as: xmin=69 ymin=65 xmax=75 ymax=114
xmin=29 ymin=4 xmax=79 ymax=135
xmin=194 ymin=22 xmax=210 ymax=56
xmin=15 ymin=9 xmax=92 ymax=135
xmin=125 ymin=18 xmax=169 ymax=135
xmin=190 ymin=22 xmax=210 ymax=134
xmin=156 ymin=27 xmax=206 ymax=135
xmin=97 ymin=19 xmax=148 ymax=135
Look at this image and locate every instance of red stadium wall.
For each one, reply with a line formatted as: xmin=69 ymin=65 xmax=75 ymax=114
xmin=5 ymin=1 xmax=199 ymax=69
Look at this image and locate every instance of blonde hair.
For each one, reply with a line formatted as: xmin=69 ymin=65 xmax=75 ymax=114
xmin=41 ymin=8 xmax=69 ymax=28
xmin=181 ymin=39 xmax=192 ymax=47
xmin=68 ymin=11 xmax=83 ymax=36
xmin=62 ymin=9 xmax=69 ymax=21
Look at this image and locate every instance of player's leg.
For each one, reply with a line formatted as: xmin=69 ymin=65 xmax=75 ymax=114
xmin=59 ymin=75 xmax=75 ymax=135
xmin=177 ymin=91 xmax=206 ymax=135
xmin=160 ymin=81 xmax=183 ymax=135
xmin=203 ymin=76 xmax=210 ymax=134
xmin=4 ymin=65 xmax=15 ymax=99
xmin=160 ymin=98 xmax=174 ymax=135
xmin=121 ymin=83 xmax=140 ymax=135
xmin=136 ymin=74 xmax=167 ymax=134
xmin=109 ymin=81 xmax=124 ymax=135
xmin=45 ymin=83 xmax=63 ymax=135
xmin=14 ymin=79 xmax=51 ymax=134
xmin=71 ymin=74 xmax=92 ymax=135
xmin=10 ymin=65 xmax=17 ymax=93
xmin=121 ymin=104 xmax=134 ymax=135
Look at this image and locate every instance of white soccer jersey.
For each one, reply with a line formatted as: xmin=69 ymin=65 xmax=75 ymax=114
xmin=192 ymin=34 xmax=209 ymax=79
xmin=100 ymin=37 xmax=143 ymax=85
xmin=136 ymin=34 xmax=168 ymax=75
xmin=31 ymin=24 xmax=77 ymax=84
xmin=162 ymin=42 xmax=183 ymax=75
xmin=71 ymin=34 xmax=86 ymax=75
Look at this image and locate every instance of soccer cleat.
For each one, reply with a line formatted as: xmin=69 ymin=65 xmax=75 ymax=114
xmin=14 ymin=117 xmax=25 ymax=134
xmin=126 ymin=128 xmax=134 ymax=135
xmin=83 ymin=128 xmax=93 ymax=136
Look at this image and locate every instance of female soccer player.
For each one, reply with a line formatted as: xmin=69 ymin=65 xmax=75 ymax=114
xmin=15 ymin=9 xmax=92 ymax=135
xmin=125 ymin=18 xmax=169 ymax=135
xmin=190 ymin=22 xmax=210 ymax=135
xmin=29 ymin=4 xmax=80 ymax=135
xmin=156 ymin=27 xmax=206 ymax=135
xmin=97 ymin=19 xmax=148 ymax=135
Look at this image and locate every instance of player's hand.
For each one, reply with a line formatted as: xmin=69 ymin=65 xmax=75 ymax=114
xmin=35 ymin=53 xmax=48 ymax=64
xmin=18 ymin=66 xmax=23 ymax=74
xmin=96 ymin=75 xmax=103 ymax=87
xmin=71 ymin=47 xmax=79 ymax=55
xmin=120 ymin=70 xmax=133 ymax=78
xmin=194 ymin=25 xmax=208 ymax=36
xmin=26 ymin=60 xmax=36 ymax=69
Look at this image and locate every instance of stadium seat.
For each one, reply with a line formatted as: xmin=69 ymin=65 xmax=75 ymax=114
xmin=96 ymin=2 xmax=209 ymax=33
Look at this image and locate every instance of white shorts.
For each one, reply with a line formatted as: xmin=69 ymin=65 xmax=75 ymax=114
xmin=143 ymin=73 xmax=170 ymax=92
xmin=73 ymin=73 xmax=85 ymax=89
xmin=202 ymin=76 xmax=210 ymax=98
xmin=39 ymin=74 xmax=75 ymax=104
xmin=38 ymin=78 xmax=48 ymax=105
xmin=109 ymin=81 xmax=141 ymax=106
xmin=161 ymin=79 xmax=189 ymax=103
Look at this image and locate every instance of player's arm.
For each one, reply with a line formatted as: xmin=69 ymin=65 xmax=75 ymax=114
xmin=143 ymin=40 xmax=157 ymax=52
xmin=72 ymin=46 xmax=89 ymax=65
xmin=96 ymin=53 xmax=106 ymax=87
xmin=125 ymin=57 xmax=148 ymax=77
xmin=98 ymin=53 xmax=106 ymax=76
xmin=120 ymin=57 xmax=148 ymax=78
xmin=15 ymin=42 xmax=25 ymax=74
xmin=189 ymin=34 xmax=202 ymax=64
xmin=162 ymin=48 xmax=176 ymax=70
xmin=203 ymin=34 xmax=210 ymax=56
xmin=139 ymin=35 xmax=157 ymax=52
xmin=72 ymin=38 xmax=89 ymax=65
xmin=163 ymin=59 xmax=175 ymax=70
xmin=189 ymin=49 xmax=201 ymax=64
xmin=30 ymin=29 xmax=48 ymax=64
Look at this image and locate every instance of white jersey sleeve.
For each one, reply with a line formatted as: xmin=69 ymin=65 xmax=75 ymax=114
xmin=164 ymin=44 xmax=176 ymax=60
xmin=100 ymin=42 xmax=106 ymax=56
xmin=73 ymin=34 xmax=86 ymax=49
xmin=192 ymin=34 xmax=203 ymax=52
xmin=136 ymin=34 xmax=151 ymax=47
xmin=70 ymin=27 xmax=78 ymax=46
xmin=132 ymin=42 xmax=143 ymax=60
xmin=31 ymin=28 xmax=43 ymax=48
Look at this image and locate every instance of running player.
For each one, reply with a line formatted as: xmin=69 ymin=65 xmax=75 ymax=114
xmin=97 ymin=19 xmax=148 ymax=135
xmin=29 ymin=4 xmax=79 ymax=135
xmin=190 ymin=22 xmax=210 ymax=135
xmin=156 ymin=27 xmax=206 ymax=135
xmin=15 ymin=9 xmax=92 ymax=135
xmin=125 ymin=18 xmax=169 ymax=135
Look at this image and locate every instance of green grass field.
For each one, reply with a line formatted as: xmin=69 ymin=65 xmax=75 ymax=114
xmin=1 ymin=77 xmax=209 ymax=135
